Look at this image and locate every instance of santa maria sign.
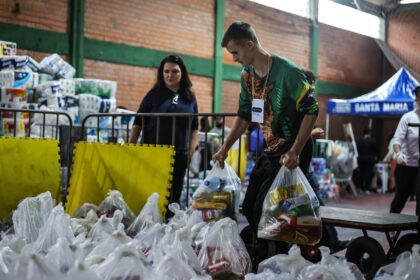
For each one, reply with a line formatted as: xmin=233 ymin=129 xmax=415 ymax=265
xmin=353 ymin=102 xmax=411 ymax=114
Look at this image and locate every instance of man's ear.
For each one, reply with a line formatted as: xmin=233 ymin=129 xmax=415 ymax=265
xmin=245 ymin=40 xmax=255 ymax=49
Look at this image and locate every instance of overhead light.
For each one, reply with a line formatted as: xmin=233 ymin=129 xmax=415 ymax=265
xmin=400 ymin=0 xmax=420 ymax=4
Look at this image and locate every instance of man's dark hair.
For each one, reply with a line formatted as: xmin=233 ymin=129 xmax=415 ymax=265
xmin=413 ymin=86 xmax=420 ymax=97
xmin=221 ymin=21 xmax=258 ymax=47
xmin=304 ymin=69 xmax=316 ymax=86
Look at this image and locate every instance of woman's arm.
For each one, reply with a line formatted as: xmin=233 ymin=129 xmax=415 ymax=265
xmin=129 ymin=124 xmax=142 ymax=144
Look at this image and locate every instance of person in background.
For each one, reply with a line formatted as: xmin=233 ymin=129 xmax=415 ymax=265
xmin=383 ymin=132 xmax=397 ymax=193
xmin=212 ymin=21 xmax=319 ymax=264
xmin=303 ymin=69 xmax=349 ymax=253
xmin=356 ymin=128 xmax=378 ymax=194
xmin=129 ymin=54 xmax=199 ymax=211
xmin=210 ymin=115 xmax=231 ymax=138
xmin=390 ymin=86 xmax=420 ymax=214
xmin=190 ymin=117 xmax=213 ymax=176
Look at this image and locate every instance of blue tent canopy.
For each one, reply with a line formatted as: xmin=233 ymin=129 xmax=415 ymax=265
xmin=327 ymin=68 xmax=419 ymax=115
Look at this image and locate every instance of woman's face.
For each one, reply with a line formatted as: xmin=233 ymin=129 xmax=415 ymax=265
xmin=163 ymin=62 xmax=182 ymax=90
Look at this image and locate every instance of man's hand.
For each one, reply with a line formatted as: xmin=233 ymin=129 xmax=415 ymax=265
xmin=280 ymin=150 xmax=299 ymax=169
xmin=395 ymin=151 xmax=406 ymax=165
xmin=311 ymin=127 xmax=325 ymax=140
xmin=212 ymin=147 xmax=228 ymax=169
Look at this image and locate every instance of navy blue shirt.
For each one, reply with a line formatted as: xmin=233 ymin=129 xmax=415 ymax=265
xmin=133 ymin=87 xmax=198 ymax=155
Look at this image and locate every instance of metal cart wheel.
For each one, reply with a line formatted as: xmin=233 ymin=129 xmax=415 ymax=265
xmin=394 ymin=233 xmax=420 ymax=257
xmin=345 ymin=236 xmax=386 ymax=280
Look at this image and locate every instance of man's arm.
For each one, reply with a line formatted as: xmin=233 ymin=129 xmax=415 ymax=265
xmin=281 ymin=114 xmax=317 ymax=169
xmin=129 ymin=124 xmax=141 ymax=144
xmin=212 ymin=116 xmax=249 ymax=168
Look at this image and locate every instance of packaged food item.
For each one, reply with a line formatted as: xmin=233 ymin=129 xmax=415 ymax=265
xmin=0 ymin=40 xmax=17 ymax=57
xmin=258 ymin=166 xmax=322 ymax=246
xmin=191 ymin=162 xmax=241 ymax=221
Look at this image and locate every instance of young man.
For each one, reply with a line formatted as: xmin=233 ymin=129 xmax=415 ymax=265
xmin=212 ymin=21 xmax=319 ymax=239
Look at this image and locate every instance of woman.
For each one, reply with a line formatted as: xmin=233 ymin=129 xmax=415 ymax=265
xmin=129 ymin=54 xmax=199 ymax=208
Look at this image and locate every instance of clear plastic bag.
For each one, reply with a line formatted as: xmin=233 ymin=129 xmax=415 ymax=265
xmin=257 ymin=244 xmax=311 ymax=276
xmin=84 ymin=224 xmax=131 ymax=267
xmin=197 ymin=218 xmax=251 ymax=278
xmin=45 ymin=237 xmax=75 ymax=273
xmin=97 ymin=190 xmax=135 ymax=229
xmin=94 ymin=244 xmax=149 ymax=280
xmin=5 ymin=253 xmax=61 ymax=280
xmin=127 ymin=192 xmax=162 ymax=237
xmin=192 ymin=162 xmax=242 ymax=219
xmin=12 ymin=191 xmax=54 ymax=243
xmin=33 ymin=204 xmax=74 ymax=254
xmin=257 ymin=166 xmax=322 ymax=245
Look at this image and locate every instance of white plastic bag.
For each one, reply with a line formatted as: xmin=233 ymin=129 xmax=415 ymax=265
xmin=192 ymin=162 xmax=242 ymax=220
xmin=257 ymin=244 xmax=311 ymax=276
xmin=127 ymin=192 xmax=162 ymax=237
xmin=12 ymin=191 xmax=54 ymax=243
xmin=197 ymin=218 xmax=251 ymax=278
xmin=97 ymin=190 xmax=135 ymax=228
xmin=258 ymin=166 xmax=322 ymax=245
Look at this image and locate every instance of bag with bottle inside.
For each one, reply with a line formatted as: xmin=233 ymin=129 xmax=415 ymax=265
xmin=257 ymin=166 xmax=322 ymax=245
xmin=191 ymin=162 xmax=241 ymax=221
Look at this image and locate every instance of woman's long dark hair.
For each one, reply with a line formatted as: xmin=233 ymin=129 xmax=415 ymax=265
xmin=154 ymin=54 xmax=196 ymax=102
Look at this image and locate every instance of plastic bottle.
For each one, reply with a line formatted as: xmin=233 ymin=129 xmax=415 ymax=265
xmin=203 ymin=176 xmax=220 ymax=190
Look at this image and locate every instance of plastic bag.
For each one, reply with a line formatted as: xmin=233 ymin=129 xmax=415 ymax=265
xmin=375 ymin=244 xmax=420 ymax=279
xmin=197 ymin=218 xmax=251 ymax=278
xmin=97 ymin=190 xmax=135 ymax=229
xmin=70 ymin=209 xmax=98 ymax=237
xmin=12 ymin=191 xmax=54 ymax=243
xmin=298 ymin=247 xmax=361 ymax=280
xmin=257 ymin=244 xmax=311 ymax=276
xmin=94 ymin=244 xmax=150 ymax=280
xmin=45 ymin=237 xmax=75 ymax=273
xmin=257 ymin=166 xmax=322 ymax=245
xmin=0 ymin=247 xmax=18 ymax=276
xmin=84 ymin=224 xmax=131 ymax=267
xmin=134 ymin=223 xmax=166 ymax=258
xmin=5 ymin=253 xmax=61 ymax=280
xmin=33 ymin=204 xmax=74 ymax=254
xmin=192 ymin=162 xmax=242 ymax=219
xmin=127 ymin=192 xmax=162 ymax=237
xmin=245 ymin=270 xmax=293 ymax=280
xmin=87 ymin=213 xmax=119 ymax=243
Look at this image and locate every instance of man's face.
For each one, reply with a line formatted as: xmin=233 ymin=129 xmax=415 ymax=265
xmin=415 ymin=93 xmax=420 ymax=108
xmin=226 ymin=40 xmax=254 ymax=67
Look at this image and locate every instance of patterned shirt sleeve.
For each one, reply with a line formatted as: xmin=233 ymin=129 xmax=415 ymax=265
xmin=237 ymin=69 xmax=252 ymax=122
xmin=286 ymin=68 xmax=319 ymax=115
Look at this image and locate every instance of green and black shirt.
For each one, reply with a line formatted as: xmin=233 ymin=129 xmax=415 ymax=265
xmin=238 ymin=54 xmax=319 ymax=156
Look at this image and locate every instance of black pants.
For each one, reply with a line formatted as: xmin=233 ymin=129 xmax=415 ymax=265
xmin=243 ymin=155 xmax=282 ymax=232
xmin=390 ymin=164 xmax=419 ymax=214
xmin=358 ymin=160 xmax=375 ymax=191
xmin=170 ymin=153 xmax=188 ymax=205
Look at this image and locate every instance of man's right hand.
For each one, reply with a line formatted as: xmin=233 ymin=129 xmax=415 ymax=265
xmin=212 ymin=146 xmax=228 ymax=168
xmin=395 ymin=151 xmax=406 ymax=165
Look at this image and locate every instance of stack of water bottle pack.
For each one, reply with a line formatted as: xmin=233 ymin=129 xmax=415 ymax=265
xmin=190 ymin=162 xmax=242 ymax=223
xmin=0 ymin=40 xmax=122 ymax=140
